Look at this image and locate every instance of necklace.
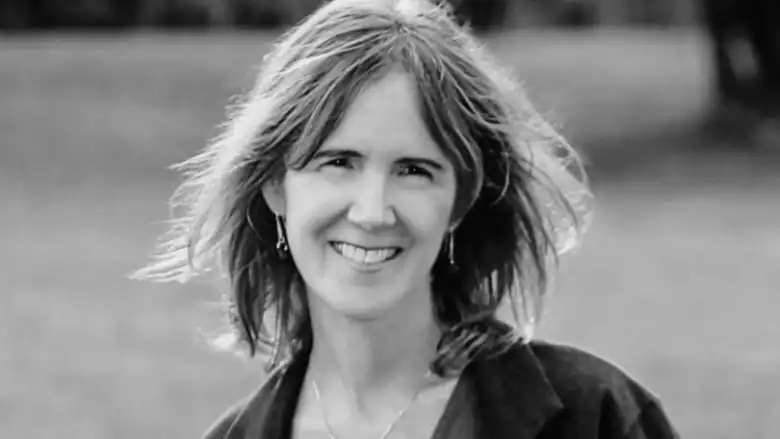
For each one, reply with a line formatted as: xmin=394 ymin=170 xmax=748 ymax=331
xmin=311 ymin=371 xmax=432 ymax=439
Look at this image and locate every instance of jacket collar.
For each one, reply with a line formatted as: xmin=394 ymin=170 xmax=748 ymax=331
xmin=229 ymin=341 xmax=563 ymax=439
xmin=469 ymin=342 xmax=564 ymax=439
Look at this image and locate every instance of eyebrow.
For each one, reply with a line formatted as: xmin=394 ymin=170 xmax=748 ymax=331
xmin=313 ymin=147 xmax=446 ymax=171
xmin=310 ymin=148 xmax=362 ymax=161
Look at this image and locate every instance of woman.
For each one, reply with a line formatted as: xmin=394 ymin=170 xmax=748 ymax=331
xmin=135 ymin=0 xmax=679 ymax=438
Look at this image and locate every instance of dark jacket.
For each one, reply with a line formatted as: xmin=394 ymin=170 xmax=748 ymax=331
xmin=203 ymin=340 xmax=679 ymax=439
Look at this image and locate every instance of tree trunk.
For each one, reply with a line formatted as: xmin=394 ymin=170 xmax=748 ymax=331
xmin=700 ymin=0 xmax=780 ymax=112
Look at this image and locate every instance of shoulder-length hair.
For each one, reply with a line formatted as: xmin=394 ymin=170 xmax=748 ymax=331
xmin=133 ymin=0 xmax=593 ymax=375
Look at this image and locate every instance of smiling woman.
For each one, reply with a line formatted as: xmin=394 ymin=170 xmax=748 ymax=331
xmin=133 ymin=1 xmax=678 ymax=438
xmin=263 ymin=69 xmax=459 ymax=321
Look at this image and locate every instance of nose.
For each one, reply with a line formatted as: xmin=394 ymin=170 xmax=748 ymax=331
xmin=346 ymin=172 xmax=396 ymax=230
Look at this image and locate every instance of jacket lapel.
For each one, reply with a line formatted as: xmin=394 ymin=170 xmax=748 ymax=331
xmin=469 ymin=343 xmax=564 ymax=439
xmin=223 ymin=350 xmax=309 ymax=439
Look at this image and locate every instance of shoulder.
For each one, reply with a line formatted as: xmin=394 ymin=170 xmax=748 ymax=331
xmin=527 ymin=340 xmax=654 ymax=404
xmin=468 ymin=339 xmax=678 ymax=438
xmin=525 ymin=340 xmax=679 ymax=438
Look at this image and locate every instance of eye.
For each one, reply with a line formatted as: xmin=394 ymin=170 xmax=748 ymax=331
xmin=399 ymin=164 xmax=433 ymax=179
xmin=322 ymin=157 xmax=352 ymax=169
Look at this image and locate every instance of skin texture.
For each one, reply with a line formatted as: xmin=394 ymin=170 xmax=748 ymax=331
xmin=263 ymin=69 xmax=460 ymax=438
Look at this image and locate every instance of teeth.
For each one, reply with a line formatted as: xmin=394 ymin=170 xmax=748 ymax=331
xmin=342 ymin=244 xmax=356 ymax=259
xmin=334 ymin=242 xmax=397 ymax=264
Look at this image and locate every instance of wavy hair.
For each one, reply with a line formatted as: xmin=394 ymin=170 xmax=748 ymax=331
xmin=133 ymin=0 xmax=593 ymax=375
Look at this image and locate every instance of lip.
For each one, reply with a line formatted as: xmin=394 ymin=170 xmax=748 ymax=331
xmin=328 ymin=241 xmax=403 ymax=268
xmin=329 ymin=240 xmax=402 ymax=251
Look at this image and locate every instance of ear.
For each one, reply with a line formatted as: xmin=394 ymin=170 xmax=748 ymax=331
xmin=261 ymin=178 xmax=286 ymax=216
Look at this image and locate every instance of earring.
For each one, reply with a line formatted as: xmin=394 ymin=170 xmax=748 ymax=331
xmin=446 ymin=231 xmax=457 ymax=272
xmin=275 ymin=214 xmax=289 ymax=257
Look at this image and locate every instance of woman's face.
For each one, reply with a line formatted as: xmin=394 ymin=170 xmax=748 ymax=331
xmin=267 ymin=69 xmax=457 ymax=320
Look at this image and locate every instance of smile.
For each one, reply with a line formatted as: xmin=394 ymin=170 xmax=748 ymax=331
xmin=330 ymin=241 xmax=402 ymax=265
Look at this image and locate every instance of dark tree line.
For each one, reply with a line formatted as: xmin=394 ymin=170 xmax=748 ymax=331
xmin=0 ymin=0 xmax=306 ymax=29
xmin=0 ymin=0 xmax=513 ymax=30
xmin=4 ymin=0 xmax=775 ymax=116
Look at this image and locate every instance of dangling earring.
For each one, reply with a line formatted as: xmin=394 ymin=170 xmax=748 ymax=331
xmin=269 ymin=308 xmax=283 ymax=366
xmin=446 ymin=231 xmax=457 ymax=273
xmin=275 ymin=214 xmax=289 ymax=257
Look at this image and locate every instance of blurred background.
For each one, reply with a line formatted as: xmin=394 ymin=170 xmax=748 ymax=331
xmin=2 ymin=0 xmax=779 ymax=438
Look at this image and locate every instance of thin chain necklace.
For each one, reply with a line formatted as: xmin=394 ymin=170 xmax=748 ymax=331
xmin=311 ymin=370 xmax=433 ymax=439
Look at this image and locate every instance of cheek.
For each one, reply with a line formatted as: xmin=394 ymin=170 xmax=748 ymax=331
xmin=395 ymin=188 xmax=455 ymax=239
xmin=282 ymin=175 xmax=343 ymax=245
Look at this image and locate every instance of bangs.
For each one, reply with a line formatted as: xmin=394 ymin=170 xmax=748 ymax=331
xmin=283 ymin=50 xmax=395 ymax=170
xmin=402 ymin=39 xmax=490 ymax=222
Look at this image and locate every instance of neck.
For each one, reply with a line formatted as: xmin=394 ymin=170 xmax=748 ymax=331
xmin=305 ymin=287 xmax=441 ymax=415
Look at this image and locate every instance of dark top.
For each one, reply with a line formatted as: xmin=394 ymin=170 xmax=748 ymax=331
xmin=429 ymin=371 xmax=476 ymax=439
xmin=203 ymin=340 xmax=680 ymax=439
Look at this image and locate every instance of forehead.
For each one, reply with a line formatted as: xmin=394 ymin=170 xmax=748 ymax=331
xmin=322 ymin=69 xmax=443 ymax=159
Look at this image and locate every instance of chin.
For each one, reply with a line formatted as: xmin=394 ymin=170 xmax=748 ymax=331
xmin=312 ymin=281 xmax=412 ymax=321
xmin=334 ymin=306 xmax=389 ymax=322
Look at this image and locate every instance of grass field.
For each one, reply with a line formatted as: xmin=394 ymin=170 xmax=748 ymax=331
xmin=2 ymin=29 xmax=779 ymax=438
